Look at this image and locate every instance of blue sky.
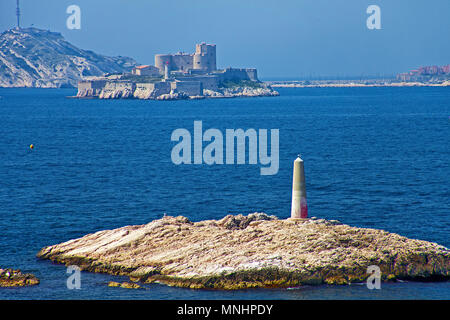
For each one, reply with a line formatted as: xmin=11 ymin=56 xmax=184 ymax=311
xmin=1 ymin=0 xmax=449 ymax=79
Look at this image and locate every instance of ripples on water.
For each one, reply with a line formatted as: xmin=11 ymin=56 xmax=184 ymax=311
xmin=0 ymin=87 xmax=448 ymax=299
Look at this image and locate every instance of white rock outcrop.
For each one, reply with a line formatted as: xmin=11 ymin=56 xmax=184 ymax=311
xmin=37 ymin=213 xmax=450 ymax=289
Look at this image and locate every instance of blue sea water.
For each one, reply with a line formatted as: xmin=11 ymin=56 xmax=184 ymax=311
xmin=0 ymin=87 xmax=448 ymax=300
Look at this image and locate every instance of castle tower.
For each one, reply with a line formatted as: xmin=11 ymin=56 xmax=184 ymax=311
xmin=193 ymin=43 xmax=216 ymax=72
xmin=155 ymin=54 xmax=172 ymax=74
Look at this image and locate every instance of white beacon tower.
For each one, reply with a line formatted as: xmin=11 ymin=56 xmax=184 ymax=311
xmin=291 ymin=155 xmax=308 ymax=219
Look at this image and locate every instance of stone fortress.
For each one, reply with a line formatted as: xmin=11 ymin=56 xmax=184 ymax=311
xmin=77 ymin=43 xmax=278 ymax=100
xmin=155 ymin=43 xmax=218 ymax=73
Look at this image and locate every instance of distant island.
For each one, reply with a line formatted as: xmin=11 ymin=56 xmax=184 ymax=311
xmin=2 ymin=27 xmax=447 ymax=95
xmin=0 ymin=27 xmax=278 ymax=100
xmin=77 ymin=43 xmax=279 ymax=100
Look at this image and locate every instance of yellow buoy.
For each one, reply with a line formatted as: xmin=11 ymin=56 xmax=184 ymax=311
xmin=29 ymin=144 xmax=34 ymax=150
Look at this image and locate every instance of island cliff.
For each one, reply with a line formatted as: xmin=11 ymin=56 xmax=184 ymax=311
xmin=0 ymin=27 xmax=136 ymax=88
xmin=77 ymin=81 xmax=279 ymax=100
xmin=37 ymin=213 xmax=449 ymax=290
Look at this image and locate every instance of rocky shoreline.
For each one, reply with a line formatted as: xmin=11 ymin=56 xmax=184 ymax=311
xmin=0 ymin=268 xmax=40 ymax=287
xmin=36 ymin=213 xmax=450 ymax=290
xmin=76 ymin=85 xmax=279 ymax=100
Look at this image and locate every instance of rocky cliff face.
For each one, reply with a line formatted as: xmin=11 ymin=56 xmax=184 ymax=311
xmin=203 ymin=86 xmax=279 ymax=98
xmin=0 ymin=27 xmax=137 ymax=88
xmin=37 ymin=213 xmax=450 ymax=290
xmin=77 ymin=82 xmax=279 ymax=100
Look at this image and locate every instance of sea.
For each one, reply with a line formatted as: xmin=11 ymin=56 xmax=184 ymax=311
xmin=0 ymin=87 xmax=448 ymax=299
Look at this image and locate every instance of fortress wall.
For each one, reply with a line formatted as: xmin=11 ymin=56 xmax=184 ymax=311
xmin=77 ymin=80 xmax=106 ymax=97
xmin=133 ymin=83 xmax=156 ymax=99
xmin=78 ymin=81 xmax=91 ymax=91
xmin=153 ymin=81 xmax=171 ymax=95
xmin=155 ymin=54 xmax=172 ymax=72
xmin=201 ymin=77 xmax=219 ymax=90
xmin=103 ymin=81 xmax=135 ymax=91
xmin=171 ymin=81 xmax=202 ymax=96
xmin=99 ymin=81 xmax=136 ymax=99
xmin=78 ymin=80 xmax=107 ymax=90
xmin=180 ymin=76 xmax=219 ymax=91
xmin=133 ymin=82 xmax=171 ymax=99
xmin=245 ymin=69 xmax=258 ymax=81
xmin=171 ymin=54 xmax=194 ymax=72
xmin=91 ymin=80 xmax=107 ymax=89
xmin=135 ymin=83 xmax=155 ymax=90
xmin=219 ymin=68 xmax=259 ymax=82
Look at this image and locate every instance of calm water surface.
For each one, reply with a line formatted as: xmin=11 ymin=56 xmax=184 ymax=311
xmin=0 ymin=87 xmax=448 ymax=299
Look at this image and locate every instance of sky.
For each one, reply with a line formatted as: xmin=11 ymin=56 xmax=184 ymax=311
xmin=0 ymin=0 xmax=449 ymax=79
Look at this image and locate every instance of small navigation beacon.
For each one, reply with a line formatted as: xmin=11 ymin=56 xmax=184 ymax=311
xmin=291 ymin=155 xmax=308 ymax=219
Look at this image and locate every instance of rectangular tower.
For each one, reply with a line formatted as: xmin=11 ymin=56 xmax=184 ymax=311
xmin=193 ymin=43 xmax=216 ymax=72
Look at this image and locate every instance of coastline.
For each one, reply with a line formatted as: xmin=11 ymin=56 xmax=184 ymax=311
xmin=76 ymin=83 xmax=279 ymax=100
xmin=4 ymin=81 xmax=450 ymax=90
xmin=268 ymin=81 xmax=450 ymax=88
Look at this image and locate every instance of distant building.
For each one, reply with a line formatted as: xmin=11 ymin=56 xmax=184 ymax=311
xmin=397 ymin=64 xmax=450 ymax=81
xmin=155 ymin=43 xmax=217 ymax=74
xmin=131 ymin=65 xmax=160 ymax=77
xmin=79 ymin=43 xmax=261 ymax=98
xmin=443 ymin=65 xmax=450 ymax=74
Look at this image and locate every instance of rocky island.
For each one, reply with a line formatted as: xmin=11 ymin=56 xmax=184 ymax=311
xmin=0 ymin=27 xmax=278 ymax=99
xmin=0 ymin=268 xmax=39 ymax=287
xmin=77 ymin=43 xmax=279 ymax=100
xmin=37 ymin=213 xmax=449 ymax=290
